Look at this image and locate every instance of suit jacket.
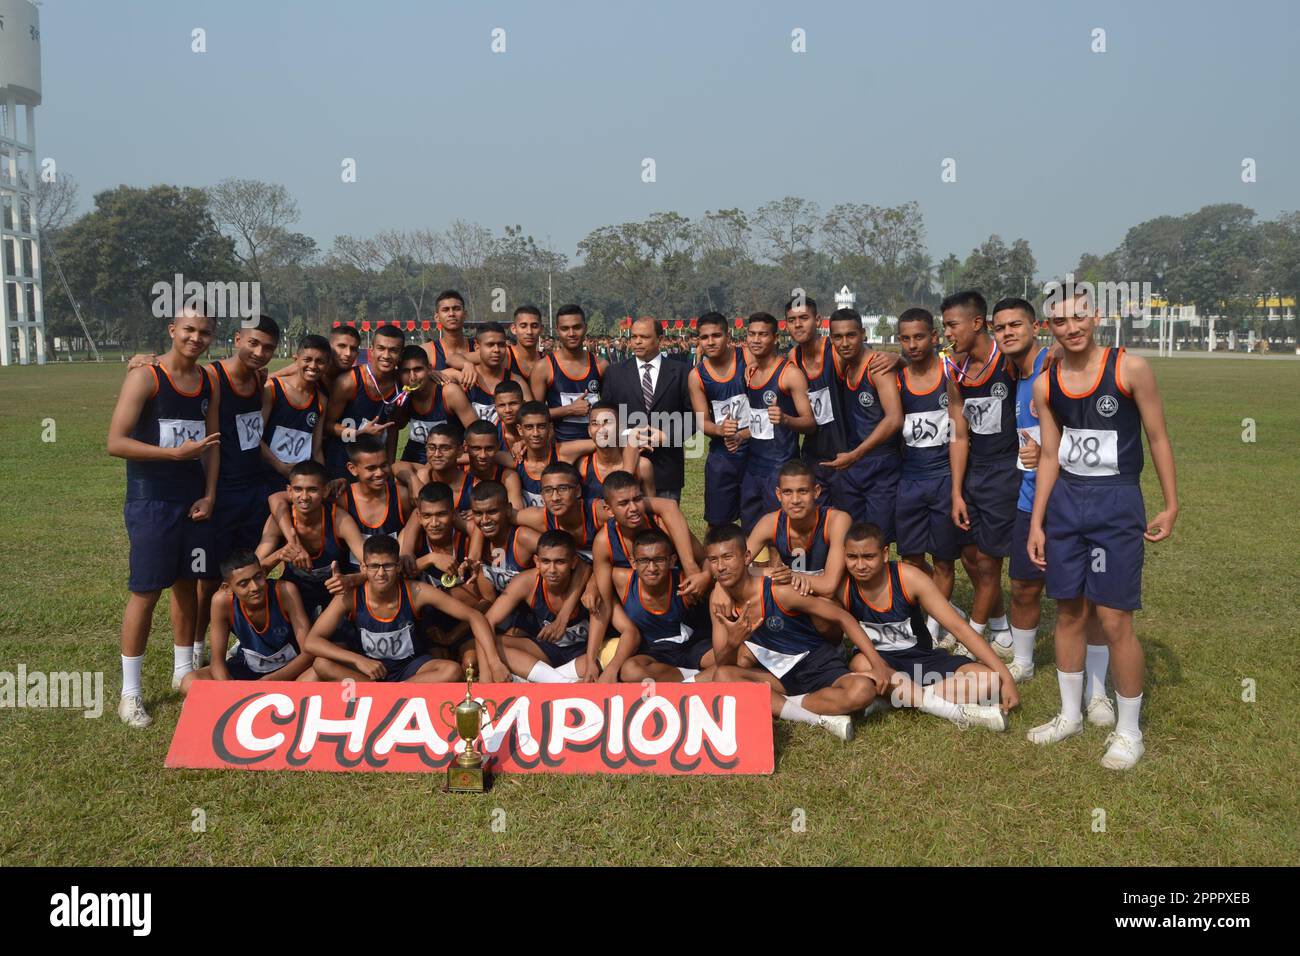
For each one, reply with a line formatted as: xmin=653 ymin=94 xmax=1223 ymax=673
xmin=602 ymin=352 xmax=694 ymax=492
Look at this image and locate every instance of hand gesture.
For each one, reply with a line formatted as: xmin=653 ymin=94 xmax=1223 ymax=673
xmin=171 ymin=432 xmax=222 ymax=462
xmin=188 ymin=495 xmax=214 ymax=522
xmin=1017 ymin=429 xmax=1040 ymax=470
xmin=1144 ymin=507 xmax=1178 ymax=543
xmin=325 ymin=561 xmax=347 ymax=595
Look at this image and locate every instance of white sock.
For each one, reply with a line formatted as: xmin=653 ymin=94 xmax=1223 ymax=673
xmin=679 ymin=668 xmax=699 ymax=682
xmin=989 ymin=614 xmax=1008 ymax=631
xmin=510 ymin=674 xmax=528 ymax=683
xmin=555 ymin=660 xmax=581 ymax=682
xmin=925 ymin=616 xmax=941 ymax=641
xmin=527 ymin=661 xmax=567 ymax=683
xmin=1085 ymin=645 xmax=1110 ymax=700
xmin=919 ymin=685 xmax=963 ymax=722
xmin=192 ymin=639 xmax=205 ymax=668
xmin=778 ymin=694 xmax=820 ymax=726
xmin=948 ymin=600 xmax=967 ymax=620
xmin=1115 ymin=692 xmax=1143 ymax=738
xmin=968 ymin=620 xmax=987 ymax=636
xmin=1058 ymin=670 xmax=1085 ymax=723
xmin=121 ymin=654 xmax=144 ymax=699
xmin=173 ymin=644 xmax=194 ymax=679
xmin=1010 ymin=626 xmax=1037 ymax=667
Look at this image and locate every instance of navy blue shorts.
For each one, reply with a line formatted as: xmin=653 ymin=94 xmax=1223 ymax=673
xmin=894 ymin=473 xmax=964 ymax=561
xmin=198 ymin=487 xmax=272 ymax=578
xmin=962 ymin=461 xmax=1019 ymax=558
xmin=528 ymin=638 xmax=586 ymax=668
xmin=829 ymin=454 xmax=901 ymax=542
xmin=283 ymin=575 xmax=333 ymax=620
xmin=876 ymin=646 xmax=972 ymax=686
xmin=221 ymin=647 xmax=300 ymax=681
xmin=124 ymin=499 xmax=210 ymax=592
xmin=643 ymin=639 xmax=710 ymax=671
xmin=1009 ymin=508 xmax=1045 ymax=582
xmin=1044 ymin=479 xmax=1145 ymax=611
xmin=762 ymin=640 xmax=850 ymax=696
xmin=740 ymin=461 xmax=783 ymax=534
xmin=704 ymin=451 xmax=747 ymax=526
xmin=379 ymin=654 xmax=436 ymax=682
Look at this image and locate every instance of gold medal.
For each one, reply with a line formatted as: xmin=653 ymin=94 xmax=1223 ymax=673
xmin=440 ymin=571 xmax=459 ymax=589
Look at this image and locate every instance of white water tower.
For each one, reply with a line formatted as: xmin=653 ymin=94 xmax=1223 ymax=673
xmin=0 ymin=0 xmax=44 ymax=366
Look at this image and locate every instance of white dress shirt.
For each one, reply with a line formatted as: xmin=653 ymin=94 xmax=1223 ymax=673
xmin=638 ymin=352 xmax=664 ymax=403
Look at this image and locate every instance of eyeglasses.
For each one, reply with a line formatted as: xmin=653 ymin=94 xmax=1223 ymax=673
xmin=540 ymin=484 xmax=578 ymax=497
xmin=366 ymin=562 xmax=399 ymax=573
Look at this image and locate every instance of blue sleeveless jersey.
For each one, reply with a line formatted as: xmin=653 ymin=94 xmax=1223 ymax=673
xmin=834 ymin=353 xmax=897 ymax=458
xmin=429 ymin=338 xmax=476 ymax=372
xmin=399 ymin=385 xmax=451 ymax=464
xmin=324 ymin=366 xmax=398 ymax=477
xmin=544 ymin=352 xmax=602 ymax=442
xmin=622 ymin=570 xmax=693 ymax=650
xmin=578 ymin=453 xmax=617 ymax=502
xmin=282 ymin=504 xmax=347 ymax=590
xmin=212 ymin=362 xmax=265 ymax=491
xmin=751 ymin=577 xmax=824 ymax=656
xmin=794 ymin=338 xmax=840 ymax=458
xmin=263 ymin=377 xmax=322 ymax=476
xmin=1047 ymin=347 xmax=1144 ymax=486
xmin=954 ymin=341 xmax=1018 ymax=467
xmin=840 ymin=561 xmax=930 ymax=654
xmin=350 ymin=580 xmax=426 ymax=663
xmin=456 ymin=464 xmax=506 ymax=513
xmin=343 ymin=478 xmax=407 ymax=566
xmin=898 ymin=364 xmax=952 ymax=480
xmin=230 ymin=581 xmax=300 ymax=674
xmin=745 ymin=360 xmax=800 ymax=467
xmin=694 ymin=348 xmax=749 ymax=460
xmin=482 ymin=526 xmax=529 ymax=592
xmin=602 ymin=513 xmax=665 ymax=569
xmin=1015 ymin=347 xmax=1049 ymax=511
xmin=516 ymin=576 xmax=590 ymax=647
xmin=466 ymin=378 xmax=503 ymax=424
xmin=126 ymin=363 xmax=211 ymax=503
xmin=517 ymin=445 xmax=560 ymax=508
xmin=545 ymin=498 xmax=601 ymax=562
xmin=774 ymin=507 xmax=832 ymax=572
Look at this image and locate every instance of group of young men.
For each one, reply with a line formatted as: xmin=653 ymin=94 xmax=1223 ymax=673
xmin=110 ymin=285 xmax=1178 ymax=770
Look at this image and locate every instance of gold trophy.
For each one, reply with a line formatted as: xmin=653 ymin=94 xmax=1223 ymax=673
xmin=446 ymin=665 xmax=491 ymax=793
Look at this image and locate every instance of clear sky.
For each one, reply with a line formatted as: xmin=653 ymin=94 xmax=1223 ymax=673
xmin=33 ymin=0 xmax=1300 ymax=277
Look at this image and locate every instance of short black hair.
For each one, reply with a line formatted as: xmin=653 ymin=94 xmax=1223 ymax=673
xmin=435 ymin=290 xmax=465 ymax=308
xmin=747 ymin=311 xmax=778 ymax=334
xmin=348 ymin=433 xmax=387 ymax=460
xmin=418 ymin=481 xmax=454 ymax=508
xmin=555 ymin=304 xmax=586 ymax=324
xmin=400 ymin=345 xmax=429 ymax=366
xmin=219 ymin=548 xmax=262 ymax=581
xmin=844 ymin=521 xmax=887 ymax=548
xmin=704 ymin=524 xmax=747 ymax=550
xmin=601 ymin=470 xmax=640 ymax=498
xmin=427 ymin=421 xmax=464 ymax=445
xmin=471 ymin=479 xmax=508 ymax=504
xmin=513 ymin=305 xmax=542 ymax=321
xmin=518 ymin=400 xmax=551 ymax=422
xmin=541 ymin=461 xmax=581 ymax=484
xmin=289 ymin=460 xmax=328 ymax=483
xmin=633 ymin=528 xmax=672 ymax=554
xmin=829 ymin=308 xmax=862 ymax=327
xmin=242 ymin=314 xmax=281 ymax=344
xmin=331 ymin=325 xmax=361 ymax=343
xmin=465 ymin=419 xmax=499 ymax=442
xmin=494 ymin=379 xmax=525 ymax=399
xmin=897 ymin=307 xmax=935 ymax=329
xmin=697 ymin=311 xmax=728 ymax=332
xmin=373 ymin=324 xmax=405 ymax=345
xmin=777 ymin=460 xmax=816 ymax=483
xmin=363 ymin=534 xmax=401 ymax=561
xmin=536 ymin=530 xmax=576 ymax=556
xmin=940 ymin=290 xmax=988 ymax=318
xmin=991 ymin=297 xmax=1036 ymax=322
xmin=478 ymin=321 xmax=508 ymax=339
xmin=784 ymin=294 xmax=817 ymax=315
xmin=299 ymin=334 xmax=330 ymax=354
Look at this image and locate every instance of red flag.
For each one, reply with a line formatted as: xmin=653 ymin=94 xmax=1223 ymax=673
xmin=734 ymin=317 xmax=743 ymax=328
xmin=778 ymin=319 xmax=787 ymax=331
xmin=420 ymin=320 xmax=431 ymax=331
xmin=406 ymin=321 xmax=416 ymax=331
xmin=361 ymin=321 xmax=371 ymax=332
xmin=689 ymin=317 xmax=698 ymax=329
xmin=332 ymin=321 xmax=340 ymax=328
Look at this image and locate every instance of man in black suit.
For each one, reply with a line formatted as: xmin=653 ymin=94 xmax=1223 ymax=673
xmin=601 ymin=317 xmax=695 ymax=500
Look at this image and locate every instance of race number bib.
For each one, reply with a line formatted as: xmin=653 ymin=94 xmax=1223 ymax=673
xmin=858 ymin=620 xmax=918 ymax=653
xmin=235 ymin=410 xmax=264 ymax=451
xmin=656 ymin=622 xmax=693 ymax=646
xmin=242 ymin=642 xmax=299 ymax=674
xmin=340 ymin=416 xmax=373 ymax=442
xmin=553 ymin=619 xmax=589 ymax=647
xmin=407 ymin=418 xmax=437 ymax=448
xmin=472 ymin=402 xmax=499 ymax=424
xmin=962 ymin=397 xmax=1003 ymax=436
xmin=711 ymin=394 xmax=749 ymax=427
xmin=1016 ymin=425 xmax=1041 ymax=473
xmin=1059 ymin=427 xmax=1119 ymax=477
xmin=157 ymin=419 xmax=205 ymax=449
xmin=360 ymin=624 xmax=415 ymax=661
xmin=743 ymin=640 xmax=807 ymax=678
xmin=524 ymin=490 xmax=544 ymax=508
xmin=807 ymin=387 xmax=835 ymax=426
xmin=748 ymin=404 xmax=775 ymax=441
xmin=903 ymin=410 xmax=950 ymax=448
xmin=559 ymin=392 xmax=593 ymax=423
xmin=483 ymin=554 xmax=519 ymax=592
xmin=270 ymin=425 xmax=313 ymax=464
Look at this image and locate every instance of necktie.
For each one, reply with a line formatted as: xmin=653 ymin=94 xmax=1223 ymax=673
xmin=641 ymin=362 xmax=654 ymax=411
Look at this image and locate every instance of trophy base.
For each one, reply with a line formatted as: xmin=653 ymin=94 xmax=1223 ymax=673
xmin=445 ymin=764 xmax=491 ymax=793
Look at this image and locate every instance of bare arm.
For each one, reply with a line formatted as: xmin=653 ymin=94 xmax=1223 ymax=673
xmin=269 ymin=582 xmax=317 ymax=681
xmin=1124 ymin=353 xmax=1180 ymax=541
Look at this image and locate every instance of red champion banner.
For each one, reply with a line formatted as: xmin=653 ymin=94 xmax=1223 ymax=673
xmin=165 ymin=681 xmax=775 ymax=775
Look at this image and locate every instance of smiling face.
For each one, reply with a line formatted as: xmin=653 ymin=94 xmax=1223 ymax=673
xmin=589 ymin=407 xmax=618 ymax=448
xmin=746 ymin=322 xmax=776 ymax=360
xmin=298 ymin=346 xmax=329 ymax=384
xmin=424 ymin=432 xmax=462 ymax=475
xmin=519 ymin=412 xmax=553 ymax=452
xmin=539 ymin=472 xmax=579 ymax=517
xmin=226 ymin=562 xmax=268 ymax=609
xmin=169 ymin=311 xmax=215 ymax=360
xmin=1047 ymin=293 xmax=1098 ymax=354
xmin=234 ymin=327 xmax=278 ymax=372
xmin=829 ymin=318 xmax=864 ymax=363
xmin=706 ymin=537 xmax=750 ymax=589
xmin=471 ymin=493 xmax=510 ymax=539
xmin=370 ymin=334 xmax=402 ymax=374
xmin=347 ymin=450 xmax=391 ymax=490
xmin=776 ymin=472 xmax=818 ymax=523
xmin=418 ymin=498 xmax=454 ymax=543
xmin=632 ymin=539 xmax=674 ymax=589
xmin=556 ymin=312 xmax=586 ymax=352
xmin=992 ymin=306 xmax=1036 ymax=359
xmin=288 ymin=473 xmax=325 ymax=514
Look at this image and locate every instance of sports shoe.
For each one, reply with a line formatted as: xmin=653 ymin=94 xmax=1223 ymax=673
xmin=818 ymin=714 xmax=855 ymax=741
xmin=1100 ymin=731 xmax=1144 ymax=770
xmin=1026 ymin=713 xmax=1084 ymax=745
xmin=934 ymin=630 xmax=957 ymax=651
xmin=951 ymin=640 xmax=976 ymax=661
xmin=958 ymin=703 xmax=1007 ymax=732
xmin=170 ymin=668 xmax=192 ymax=692
xmin=862 ymin=697 xmax=890 ymax=719
xmin=989 ymin=629 xmax=1015 ymax=662
xmin=118 ymin=694 xmax=152 ymax=729
xmin=1086 ymin=694 xmax=1116 ymax=727
xmin=1008 ymin=660 xmax=1036 ymax=683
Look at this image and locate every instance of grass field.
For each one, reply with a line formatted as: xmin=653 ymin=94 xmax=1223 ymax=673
xmin=1 ymin=356 xmax=1298 ymax=866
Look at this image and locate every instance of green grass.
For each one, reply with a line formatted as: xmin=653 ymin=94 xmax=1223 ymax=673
xmin=1 ymin=358 xmax=1298 ymax=866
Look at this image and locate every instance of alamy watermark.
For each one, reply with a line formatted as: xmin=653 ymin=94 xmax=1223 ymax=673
xmin=1 ymin=665 xmax=103 ymax=718
xmin=151 ymin=273 xmax=262 ymax=322
xmin=1043 ymin=274 xmax=1156 ymax=327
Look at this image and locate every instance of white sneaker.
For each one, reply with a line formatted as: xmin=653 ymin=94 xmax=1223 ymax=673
xmin=1026 ymin=713 xmax=1084 ymax=745
xmin=1008 ymin=660 xmax=1036 ymax=683
xmin=958 ymin=703 xmax=1007 ymax=732
xmin=951 ymin=640 xmax=976 ymax=661
xmin=118 ymin=694 xmax=152 ymax=729
xmin=1100 ymin=732 xmax=1144 ymax=770
xmin=818 ymin=714 xmax=855 ymax=741
xmin=170 ymin=668 xmax=192 ymax=692
xmin=1086 ymin=694 xmax=1116 ymax=727
xmin=989 ymin=630 xmax=1015 ymax=662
